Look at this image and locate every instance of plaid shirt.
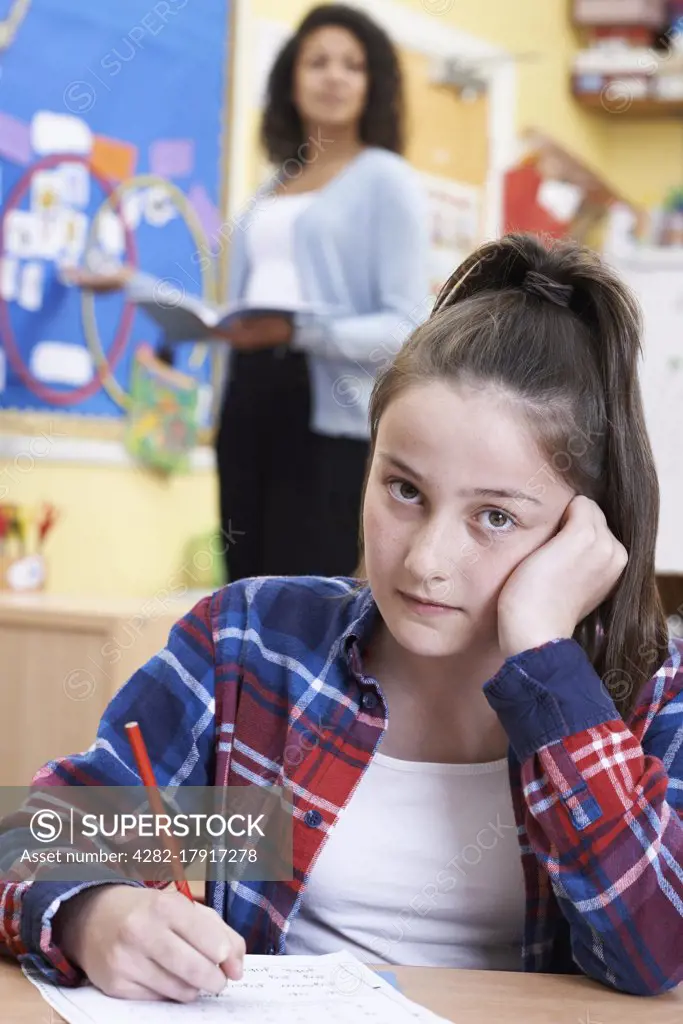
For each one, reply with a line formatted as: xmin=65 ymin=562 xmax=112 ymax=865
xmin=2 ymin=575 xmax=682 ymax=995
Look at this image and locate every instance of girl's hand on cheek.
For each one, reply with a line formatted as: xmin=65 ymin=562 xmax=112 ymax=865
xmin=496 ymin=495 xmax=628 ymax=659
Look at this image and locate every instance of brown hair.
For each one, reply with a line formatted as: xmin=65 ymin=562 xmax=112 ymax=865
xmin=359 ymin=233 xmax=668 ymax=719
xmin=261 ymin=4 xmax=404 ymax=165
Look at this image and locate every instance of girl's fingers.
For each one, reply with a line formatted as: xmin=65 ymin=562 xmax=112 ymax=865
xmin=129 ymin=954 xmax=202 ymax=1003
xmin=107 ymin=978 xmax=179 ymax=1002
xmin=221 ymin=952 xmax=245 ymax=981
xmin=171 ymin=902 xmax=246 ymax=983
xmin=144 ymin=928 xmax=228 ymax=996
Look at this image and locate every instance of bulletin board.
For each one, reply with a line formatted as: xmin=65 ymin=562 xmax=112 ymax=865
xmin=0 ymin=0 xmax=232 ymax=436
xmin=400 ymin=46 xmax=488 ymax=297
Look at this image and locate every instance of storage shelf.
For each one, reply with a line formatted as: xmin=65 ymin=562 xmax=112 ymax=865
xmin=573 ymin=89 xmax=683 ymax=115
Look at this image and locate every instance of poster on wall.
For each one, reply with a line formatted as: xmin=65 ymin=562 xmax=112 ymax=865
xmin=421 ymin=173 xmax=481 ymax=298
xmin=0 ymin=0 xmax=231 ymax=429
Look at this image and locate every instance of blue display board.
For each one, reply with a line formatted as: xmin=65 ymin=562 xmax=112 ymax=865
xmin=0 ymin=0 xmax=230 ymax=419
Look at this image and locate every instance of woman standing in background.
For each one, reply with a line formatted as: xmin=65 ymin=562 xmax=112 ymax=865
xmin=216 ymin=3 xmax=427 ymax=580
xmin=71 ymin=5 xmax=428 ymax=581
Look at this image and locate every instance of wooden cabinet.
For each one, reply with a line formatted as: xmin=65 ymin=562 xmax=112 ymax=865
xmin=0 ymin=592 xmax=198 ymax=786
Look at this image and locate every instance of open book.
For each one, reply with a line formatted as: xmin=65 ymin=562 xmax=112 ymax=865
xmin=25 ymin=950 xmax=450 ymax=1024
xmin=126 ymin=272 xmax=311 ymax=343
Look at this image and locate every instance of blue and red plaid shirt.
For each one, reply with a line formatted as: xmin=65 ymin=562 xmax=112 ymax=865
xmin=2 ymin=575 xmax=683 ymax=995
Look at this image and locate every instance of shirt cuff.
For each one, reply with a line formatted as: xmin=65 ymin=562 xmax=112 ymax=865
xmin=292 ymin=311 xmax=330 ymax=356
xmin=21 ymin=879 xmax=143 ymax=985
xmin=124 ymin=269 xmax=159 ymax=296
xmin=483 ymin=639 xmax=619 ymax=763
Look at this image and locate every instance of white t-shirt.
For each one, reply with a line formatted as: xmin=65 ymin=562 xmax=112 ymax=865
xmin=285 ymin=751 xmax=526 ymax=970
xmin=244 ymin=192 xmax=317 ymax=307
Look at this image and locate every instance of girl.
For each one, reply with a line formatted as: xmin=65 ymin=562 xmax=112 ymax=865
xmin=3 ymin=234 xmax=682 ymax=1001
xmin=69 ymin=4 xmax=427 ymax=581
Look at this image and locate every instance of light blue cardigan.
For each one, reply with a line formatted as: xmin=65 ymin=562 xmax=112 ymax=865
xmin=225 ymin=147 xmax=430 ymax=439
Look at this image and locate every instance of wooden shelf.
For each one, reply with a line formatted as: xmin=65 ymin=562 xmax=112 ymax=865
xmin=573 ymin=89 xmax=683 ymax=116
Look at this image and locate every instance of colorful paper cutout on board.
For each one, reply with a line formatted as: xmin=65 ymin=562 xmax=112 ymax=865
xmin=121 ymin=189 xmax=144 ymax=231
xmin=61 ymin=210 xmax=88 ymax=263
xmin=58 ymin=162 xmax=91 ymax=207
xmin=90 ymin=135 xmax=138 ymax=183
xmin=95 ymin=207 xmax=126 ymax=257
xmin=149 ymin=138 xmax=195 ymax=179
xmin=0 ymin=257 xmax=19 ymax=301
xmin=0 ymin=111 xmax=32 ymax=166
xmin=31 ymin=169 xmax=66 ymax=217
xmin=31 ymin=111 xmax=93 ymax=157
xmin=18 ymin=261 xmax=44 ymax=311
xmin=188 ymin=182 xmax=222 ymax=244
xmin=144 ymin=185 xmax=178 ymax=228
xmin=30 ymin=341 xmax=94 ymax=387
xmin=4 ymin=210 xmax=40 ymax=259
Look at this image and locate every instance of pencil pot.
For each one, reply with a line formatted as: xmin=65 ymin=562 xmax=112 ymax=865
xmin=0 ymin=501 xmax=57 ymax=591
xmin=0 ymin=552 xmax=47 ymax=592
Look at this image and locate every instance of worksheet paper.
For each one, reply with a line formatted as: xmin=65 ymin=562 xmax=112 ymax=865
xmin=24 ymin=951 xmax=451 ymax=1024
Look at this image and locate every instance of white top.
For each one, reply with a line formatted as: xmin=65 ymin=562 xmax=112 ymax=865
xmin=285 ymin=751 xmax=526 ymax=970
xmin=244 ymin=192 xmax=317 ymax=308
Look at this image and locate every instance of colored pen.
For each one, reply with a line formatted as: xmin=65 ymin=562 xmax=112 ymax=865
xmin=124 ymin=721 xmax=194 ymax=901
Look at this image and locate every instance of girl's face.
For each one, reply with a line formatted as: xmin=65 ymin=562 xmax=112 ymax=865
xmin=362 ymin=381 xmax=575 ymax=659
xmin=292 ymin=26 xmax=368 ymax=132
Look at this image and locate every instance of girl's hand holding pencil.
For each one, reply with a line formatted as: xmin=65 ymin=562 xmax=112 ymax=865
xmin=54 ymin=883 xmax=246 ymax=1003
xmin=51 ymin=719 xmax=245 ymax=1003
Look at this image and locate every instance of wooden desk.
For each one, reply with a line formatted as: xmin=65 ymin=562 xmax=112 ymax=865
xmin=0 ymin=591 xmax=199 ymax=786
xmin=0 ymin=959 xmax=681 ymax=1022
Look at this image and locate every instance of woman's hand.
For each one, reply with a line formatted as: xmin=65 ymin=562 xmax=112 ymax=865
xmin=55 ymin=884 xmax=245 ymax=1002
xmin=497 ymin=495 xmax=628 ymax=659
xmin=217 ymin=315 xmax=293 ymax=350
xmin=61 ymin=266 xmax=135 ymax=292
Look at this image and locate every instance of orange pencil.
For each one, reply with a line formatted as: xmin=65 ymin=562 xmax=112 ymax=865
xmin=125 ymin=721 xmax=194 ymax=901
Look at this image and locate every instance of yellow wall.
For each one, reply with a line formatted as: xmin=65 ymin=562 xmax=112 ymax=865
xmin=0 ymin=454 xmax=218 ymax=598
xmin=7 ymin=0 xmax=679 ymax=599
xmin=603 ymin=120 xmax=683 ymax=207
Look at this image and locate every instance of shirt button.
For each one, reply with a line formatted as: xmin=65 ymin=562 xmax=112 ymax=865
xmin=266 ymin=942 xmax=277 ymax=955
xmin=361 ymin=691 xmax=378 ymax=710
xmin=304 ymin=809 xmax=323 ymax=828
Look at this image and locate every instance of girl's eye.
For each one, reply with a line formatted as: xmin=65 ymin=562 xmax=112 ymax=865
xmin=388 ymin=479 xmax=421 ymax=504
xmin=478 ymin=509 xmax=516 ymax=533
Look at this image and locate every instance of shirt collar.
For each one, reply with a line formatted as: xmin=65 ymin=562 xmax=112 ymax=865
xmin=340 ymin=585 xmax=380 ymax=665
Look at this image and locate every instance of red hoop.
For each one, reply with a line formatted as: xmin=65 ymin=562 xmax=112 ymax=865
xmin=0 ymin=153 xmax=138 ymax=406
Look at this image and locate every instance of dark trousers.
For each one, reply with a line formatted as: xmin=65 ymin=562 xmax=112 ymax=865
xmin=215 ymin=348 xmax=369 ymax=581
xmin=308 ymin=432 xmax=369 ymax=578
